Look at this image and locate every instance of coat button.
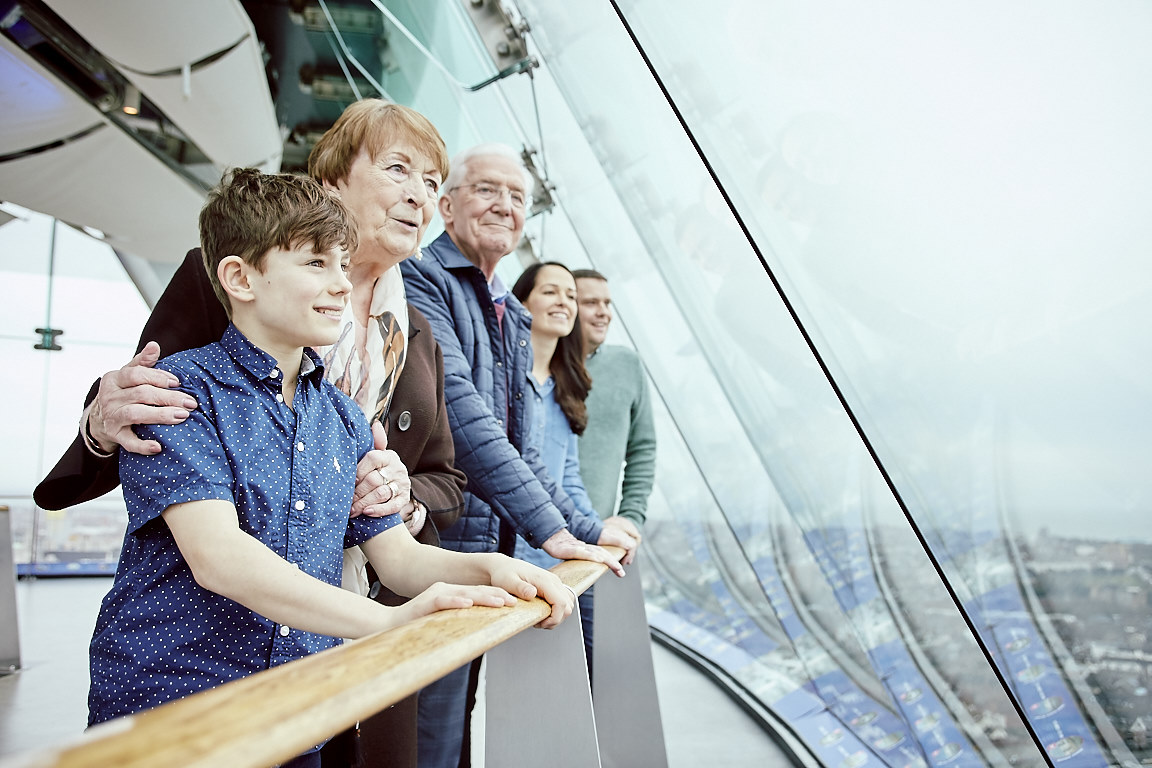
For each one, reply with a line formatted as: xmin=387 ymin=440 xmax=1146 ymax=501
xmin=397 ymin=410 xmax=412 ymax=431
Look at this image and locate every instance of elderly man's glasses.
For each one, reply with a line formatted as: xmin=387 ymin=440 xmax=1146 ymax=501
xmin=452 ymin=183 xmax=527 ymax=210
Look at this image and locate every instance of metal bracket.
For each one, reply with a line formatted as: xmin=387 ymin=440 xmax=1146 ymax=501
xmin=459 ymin=0 xmax=528 ymax=70
xmin=34 ymin=327 xmax=62 ymax=351
xmin=521 ymin=145 xmax=555 ymax=217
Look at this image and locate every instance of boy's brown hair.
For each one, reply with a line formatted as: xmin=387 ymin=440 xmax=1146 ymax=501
xmin=199 ymin=168 xmax=358 ymax=316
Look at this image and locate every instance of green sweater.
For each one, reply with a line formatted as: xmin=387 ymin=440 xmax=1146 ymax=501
xmin=578 ymin=345 xmax=656 ymax=527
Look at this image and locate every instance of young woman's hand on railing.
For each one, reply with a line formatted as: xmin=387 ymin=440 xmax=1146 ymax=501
xmin=596 ymin=524 xmax=638 ymax=566
xmin=602 ymin=516 xmax=642 ymax=565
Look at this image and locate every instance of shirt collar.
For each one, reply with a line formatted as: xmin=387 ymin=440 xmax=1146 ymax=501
xmin=220 ymin=324 xmax=326 ymax=384
xmin=524 ymin=370 xmax=554 ymax=396
xmin=488 ymin=271 xmax=510 ymax=304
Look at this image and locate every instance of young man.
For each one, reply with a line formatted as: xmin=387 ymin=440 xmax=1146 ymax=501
xmin=572 ymin=269 xmax=655 ymax=534
xmin=89 ymin=170 xmax=572 ymax=767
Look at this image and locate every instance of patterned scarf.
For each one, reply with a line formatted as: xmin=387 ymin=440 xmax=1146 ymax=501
xmin=317 ymin=265 xmax=410 ymax=599
xmin=318 ymin=264 xmax=409 ymax=431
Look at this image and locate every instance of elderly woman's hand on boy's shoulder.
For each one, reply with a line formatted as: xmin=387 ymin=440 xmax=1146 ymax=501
xmin=87 ymin=341 xmax=199 ymax=456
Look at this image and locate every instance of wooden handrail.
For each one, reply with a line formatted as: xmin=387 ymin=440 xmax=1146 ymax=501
xmin=6 ymin=550 xmax=620 ymax=768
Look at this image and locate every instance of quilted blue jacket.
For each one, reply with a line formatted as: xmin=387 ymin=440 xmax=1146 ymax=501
xmin=401 ymin=232 xmax=604 ymax=553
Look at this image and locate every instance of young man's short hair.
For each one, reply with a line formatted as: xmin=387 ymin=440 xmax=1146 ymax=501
xmin=572 ymin=268 xmax=608 ymax=282
xmin=199 ymin=168 xmax=358 ymax=315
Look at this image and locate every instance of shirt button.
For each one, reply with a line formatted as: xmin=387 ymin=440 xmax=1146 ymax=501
xmin=297 ymin=442 xmax=305 ymax=452
xmin=495 ymin=361 xmax=503 ymax=368
xmin=515 ymin=393 xmax=522 ymax=400
xmin=295 ymin=500 xmax=305 ymax=510
xmin=276 ymin=393 xmax=284 ymax=403
xmin=279 ymin=625 xmax=290 ymax=636
xmin=271 ymin=369 xmax=280 ymax=379
xmin=397 ymin=411 xmax=412 ymax=431
xmin=496 ymin=419 xmax=504 ymax=428
xmin=519 ymin=339 xmax=527 ymax=347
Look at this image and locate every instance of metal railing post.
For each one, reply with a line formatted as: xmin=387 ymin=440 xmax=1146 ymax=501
xmin=483 ymin=598 xmax=601 ymax=767
xmin=0 ymin=505 xmax=22 ymax=672
xmin=593 ymin=552 xmax=667 ymax=768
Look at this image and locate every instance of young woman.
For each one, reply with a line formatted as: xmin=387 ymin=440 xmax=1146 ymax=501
xmin=511 ymin=261 xmax=606 ymax=679
xmin=510 ymin=261 xmax=601 ymax=569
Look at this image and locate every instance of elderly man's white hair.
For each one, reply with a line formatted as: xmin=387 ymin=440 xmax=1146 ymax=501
xmin=444 ymin=143 xmax=534 ymax=197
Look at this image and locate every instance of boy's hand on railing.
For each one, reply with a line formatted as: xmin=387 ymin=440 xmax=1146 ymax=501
xmin=487 ymin=557 xmax=575 ymax=630
xmin=394 ymin=582 xmax=516 ymax=627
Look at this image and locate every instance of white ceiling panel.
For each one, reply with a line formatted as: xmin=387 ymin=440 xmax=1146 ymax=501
xmin=0 ymin=126 xmax=202 ymax=265
xmin=46 ymin=0 xmax=253 ymax=75
xmin=129 ymin=37 xmax=281 ymax=171
xmin=0 ymin=37 xmax=102 ymax=155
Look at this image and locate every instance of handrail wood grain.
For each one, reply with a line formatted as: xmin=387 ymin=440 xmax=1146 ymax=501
xmin=6 ymin=549 xmax=622 ymax=768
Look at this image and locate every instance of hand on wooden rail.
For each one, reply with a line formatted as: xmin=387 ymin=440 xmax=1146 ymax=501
xmin=542 ymin=528 xmax=626 ymax=577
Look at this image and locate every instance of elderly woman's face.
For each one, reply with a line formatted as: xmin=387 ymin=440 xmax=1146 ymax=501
xmin=330 ymin=142 xmax=441 ymax=274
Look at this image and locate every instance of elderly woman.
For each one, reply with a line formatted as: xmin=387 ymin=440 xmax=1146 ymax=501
xmin=35 ymin=101 xmax=509 ymax=768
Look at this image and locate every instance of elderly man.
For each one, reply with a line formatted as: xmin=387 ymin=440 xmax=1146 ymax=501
xmin=400 ymin=144 xmax=636 ymax=768
xmin=572 ymin=269 xmax=655 ymax=532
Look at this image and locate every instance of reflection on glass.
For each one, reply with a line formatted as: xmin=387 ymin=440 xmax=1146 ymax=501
xmin=511 ymin=0 xmax=1151 ymax=765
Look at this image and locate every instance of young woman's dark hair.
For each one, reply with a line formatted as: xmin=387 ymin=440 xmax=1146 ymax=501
xmin=512 ymin=261 xmax=593 ymax=435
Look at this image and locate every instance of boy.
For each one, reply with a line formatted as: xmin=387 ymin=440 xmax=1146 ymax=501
xmin=88 ymin=170 xmax=570 ymax=764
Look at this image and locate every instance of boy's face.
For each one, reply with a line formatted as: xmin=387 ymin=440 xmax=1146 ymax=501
xmin=237 ymin=244 xmax=351 ymax=356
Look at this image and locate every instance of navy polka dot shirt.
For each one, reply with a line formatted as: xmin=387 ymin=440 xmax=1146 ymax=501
xmin=89 ymin=324 xmax=401 ymax=726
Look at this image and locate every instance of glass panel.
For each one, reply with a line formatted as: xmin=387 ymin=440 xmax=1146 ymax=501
xmin=499 ymin=1 xmax=1151 ymax=765
xmin=3 ymin=205 xmax=144 ymax=574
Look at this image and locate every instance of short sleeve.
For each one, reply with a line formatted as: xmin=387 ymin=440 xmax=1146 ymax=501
xmin=118 ymin=368 xmax=234 ymax=535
